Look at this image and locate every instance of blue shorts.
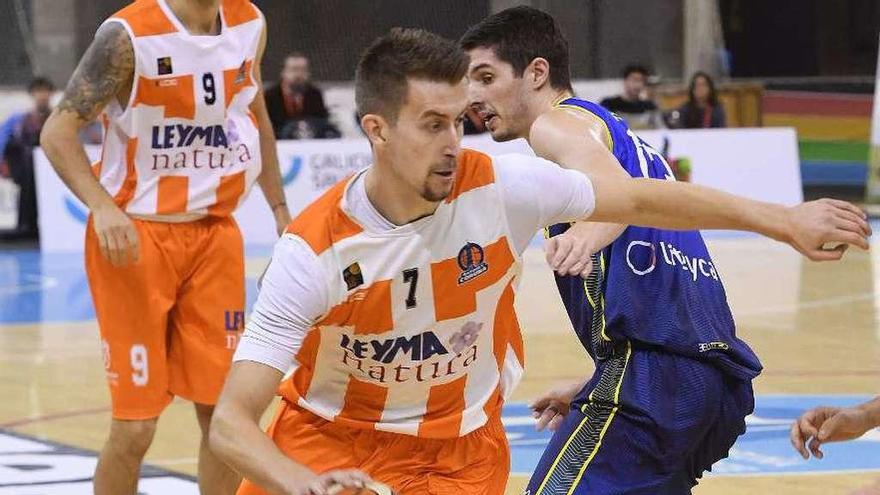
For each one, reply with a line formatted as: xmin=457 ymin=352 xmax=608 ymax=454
xmin=526 ymin=342 xmax=754 ymax=495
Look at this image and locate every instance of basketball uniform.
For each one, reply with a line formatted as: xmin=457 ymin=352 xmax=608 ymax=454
xmin=86 ymin=0 xmax=264 ymax=419
xmin=526 ymin=98 xmax=763 ymax=494
xmin=234 ymin=149 xmax=597 ymax=494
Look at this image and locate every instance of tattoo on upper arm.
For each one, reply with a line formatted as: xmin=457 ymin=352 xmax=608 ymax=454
xmin=56 ymin=22 xmax=134 ymax=122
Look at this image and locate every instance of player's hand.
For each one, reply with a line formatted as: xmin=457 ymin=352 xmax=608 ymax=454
xmin=298 ymin=469 xmax=375 ymax=495
xmin=91 ymin=202 xmax=139 ymax=267
xmin=790 ymin=406 xmax=875 ymax=460
xmin=529 ymin=380 xmax=584 ymax=432
xmin=785 ymin=199 xmax=871 ymax=261
xmin=544 ymin=223 xmax=597 ymax=278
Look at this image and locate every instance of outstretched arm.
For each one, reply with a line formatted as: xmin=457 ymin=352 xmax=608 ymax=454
xmin=529 ymin=108 xmax=871 ymax=261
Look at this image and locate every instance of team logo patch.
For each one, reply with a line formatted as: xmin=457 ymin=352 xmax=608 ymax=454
xmin=457 ymin=242 xmax=488 ymax=284
xmin=343 ymin=262 xmax=364 ymax=291
xmin=157 ymin=56 xmax=173 ymax=75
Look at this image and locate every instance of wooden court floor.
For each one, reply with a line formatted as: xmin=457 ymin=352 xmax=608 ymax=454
xmin=1 ymin=233 xmax=879 ymax=494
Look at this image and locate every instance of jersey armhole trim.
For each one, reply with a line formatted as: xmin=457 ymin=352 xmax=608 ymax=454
xmin=556 ymin=103 xmax=614 ymax=151
xmin=99 ymin=18 xmax=139 ymax=118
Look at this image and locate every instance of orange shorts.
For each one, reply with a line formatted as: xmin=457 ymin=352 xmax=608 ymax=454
xmin=85 ymin=215 xmax=245 ymax=420
xmin=237 ymin=401 xmax=511 ymax=495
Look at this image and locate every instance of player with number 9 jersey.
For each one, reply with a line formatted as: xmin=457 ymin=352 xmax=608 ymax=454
xmin=40 ymin=0 xmax=290 ymax=493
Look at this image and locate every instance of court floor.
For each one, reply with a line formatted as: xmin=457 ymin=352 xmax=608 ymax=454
xmin=1 ymin=229 xmax=879 ymax=494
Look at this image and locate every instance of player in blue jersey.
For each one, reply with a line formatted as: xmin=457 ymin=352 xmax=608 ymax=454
xmin=461 ymin=7 xmax=870 ymax=494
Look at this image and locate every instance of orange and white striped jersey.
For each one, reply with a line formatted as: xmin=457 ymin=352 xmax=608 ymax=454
xmin=235 ymin=149 xmax=596 ymax=439
xmin=96 ymin=0 xmax=263 ymax=218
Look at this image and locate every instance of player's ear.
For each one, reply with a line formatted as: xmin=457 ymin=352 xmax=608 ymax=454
xmin=527 ymin=57 xmax=551 ymax=90
xmin=361 ymin=113 xmax=389 ymax=147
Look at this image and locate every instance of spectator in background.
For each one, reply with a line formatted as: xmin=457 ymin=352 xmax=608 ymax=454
xmin=672 ymin=71 xmax=726 ymax=129
xmin=264 ymin=52 xmax=339 ymax=139
xmin=0 ymin=77 xmax=55 ymax=240
xmin=600 ymin=64 xmax=663 ymax=129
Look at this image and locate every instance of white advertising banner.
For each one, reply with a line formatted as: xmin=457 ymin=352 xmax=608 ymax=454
xmin=36 ymin=128 xmax=801 ymax=253
xmin=866 ymin=33 xmax=880 ymax=202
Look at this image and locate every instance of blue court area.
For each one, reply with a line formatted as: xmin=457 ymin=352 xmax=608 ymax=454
xmin=505 ymin=396 xmax=880 ymax=477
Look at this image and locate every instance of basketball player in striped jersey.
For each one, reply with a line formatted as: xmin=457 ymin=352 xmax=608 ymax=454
xmin=461 ymin=7 xmax=870 ymax=494
xmin=208 ymin=28 xmax=868 ymax=495
xmin=40 ymin=1 xmax=289 ymax=493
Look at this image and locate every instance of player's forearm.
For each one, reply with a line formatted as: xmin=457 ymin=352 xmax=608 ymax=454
xmin=569 ymin=221 xmax=627 ymax=254
xmin=210 ymin=406 xmax=314 ymax=495
xmin=858 ymin=396 xmax=880 ymax=428
xmin=590 ymin=176 xmax=792 ymax=242
xmin=41 ymin=117 xmax=117 ymax=212
xmin=256 ymin=136 xmax=286 ymax=210
xmin=253 ymin=102 xmax=288 ymax=213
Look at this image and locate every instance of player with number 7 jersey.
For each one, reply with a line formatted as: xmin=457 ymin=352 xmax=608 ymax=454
xmin=40 ymin=0 xmax=291 ymax=493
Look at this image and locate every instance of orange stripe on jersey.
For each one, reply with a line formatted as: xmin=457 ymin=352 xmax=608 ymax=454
xmin=418 ymin=375 xmax=468 ymax=438
xmin=335 ymin=375 xmax=388 ymax=428
xmin=445 ymin=149 xmax=495 ymax=203
xmin=111 ymin=0 xmax=176 ymax=37
xmin=156 ymin=176 xmax=189 ymax=214
xmin=288 ymin=179 xmax=363 ymax=255
xmin=134 ymin=75 xmax=196 ymax=120
xmin=279 ymin=328 xmax=321 ymax=403
xmin=222 ymin=0 xmax=260 ymax=27
xmin=431 ymin=237 xmax=515 ymax=322
xmin=493 ymin=281 xmax=524 ymax=366
xmin=317 ymin=280 xmax=394 ymax=335
xmin=113 ymin=138 xmax=139 ymax=208
xmin=223 ymin=59 xmax=254 ymax=108
xmin=207 ymin=171 xmax=246 ymax=216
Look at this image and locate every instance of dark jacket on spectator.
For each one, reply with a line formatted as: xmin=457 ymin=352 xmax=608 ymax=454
xmin=676 ymin=102 xmax=726 ymax=129
xmin=264 ymin=82 xmax=329 ymax=137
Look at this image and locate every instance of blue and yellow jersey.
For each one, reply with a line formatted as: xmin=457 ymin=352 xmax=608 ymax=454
xmin=548 ymin=97 xmax=762 ymax=380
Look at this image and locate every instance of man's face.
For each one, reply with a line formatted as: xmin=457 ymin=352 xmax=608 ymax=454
xmin=281 ymin=56 xmax=310 ymax=90
xmin=467 ymin=46 xmax=531 ymax=142
xmin=382 ymin=77 xmax=467 ymax=202
xmin=623 ymin=72 xmax=647 ymax=100
xmin=30 ymin=88 xmax=52 ymax=113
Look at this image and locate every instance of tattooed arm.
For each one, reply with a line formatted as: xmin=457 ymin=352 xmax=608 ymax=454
xmin=41 ymin=21 xmax=139 ymax=266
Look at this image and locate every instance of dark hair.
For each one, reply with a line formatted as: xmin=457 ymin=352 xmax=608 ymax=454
xmin=356 ymin=27 xmax=469 ymax=123
xmin=460 ymin=6 xmax=572 ymax=91
xmin=622 ymin=64 xmax=650 ymax=79
xmin=687 ymin=71 xmax=718 ymax=107
xmin=28 ymin=76 xmax=54 ymax=93
xmin=681 ymin=71 xmax=719 ymax=128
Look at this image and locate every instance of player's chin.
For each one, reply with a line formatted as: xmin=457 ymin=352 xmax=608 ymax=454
xmin=488 ymin=124 xmax=516 ymax=143
xmin=422 ymin=176 xmax=455 ymax=202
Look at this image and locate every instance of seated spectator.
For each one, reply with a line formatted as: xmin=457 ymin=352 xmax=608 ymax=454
xmin=264 ymin=52 xmax=339 ymax=139
xmin=600 ymin=64 xmax=663 ymax=129
xmin=279 ymin=117 xmax=341 ymax=140
xmin=0 ymin=77 xmax=54 ymax=240
xmin=670 ymin=72 xmax=726 ymax=129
